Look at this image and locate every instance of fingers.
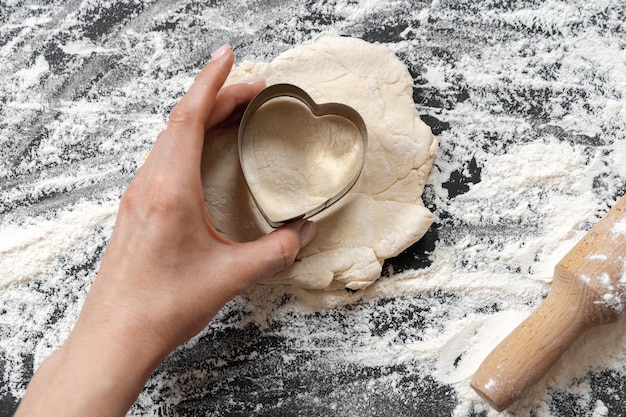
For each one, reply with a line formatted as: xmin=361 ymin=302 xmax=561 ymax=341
xmin=170 ymin=45 xmax=235 ymax=130
xmin=147 ymin=45 xmax=267 ymax=183
xmin=149 ymin=45 xmax=235 ymax=175
xmin=234 ymin=220 xmax=318 ymax=285
xmin=205 ymin=77 xmax=266 ymax=130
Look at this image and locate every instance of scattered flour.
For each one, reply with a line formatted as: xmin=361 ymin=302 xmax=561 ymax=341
xmin=2 ymin=1 xmax=626 ymax=417
xmin=0 ymin=200 xmax=117 ymax=287
xmin=592 ymin=400 xmax=609 ymax=417
xmin=15 ymin=55 xmax=49 ymax=89
xmin=613 ymin=217 xmax=626 ymax=237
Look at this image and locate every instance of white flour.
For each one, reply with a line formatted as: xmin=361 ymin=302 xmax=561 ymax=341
xmin=0 ymin=200 xmax=116 ymax=287
xmin=613 ymin=218 xmax=626 ymax=237
xmin=2 ymin=1 xmax=626 ymax=416
xmin=255 ymin=142 xmax=621 ymax=417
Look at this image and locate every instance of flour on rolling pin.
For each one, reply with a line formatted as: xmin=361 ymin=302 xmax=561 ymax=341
xmin=614 ymin=218 xmax=626 ymax=236
xmin=471 ymin=195 xmax=626 ymax=411
xmin=583 ymin=216 xmax=626 ymax=312
xmin=578 ymin=214 xmax=626 ymax=311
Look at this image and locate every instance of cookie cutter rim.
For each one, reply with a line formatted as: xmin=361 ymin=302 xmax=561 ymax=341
xmin=238 ymin=83 xmax=368 ymax=228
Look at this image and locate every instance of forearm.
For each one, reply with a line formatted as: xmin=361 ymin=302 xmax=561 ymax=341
xmin=13 ymin=48 xmax=314 ymax=416
xmin=15 ymin=326 xmax=165 ymax=417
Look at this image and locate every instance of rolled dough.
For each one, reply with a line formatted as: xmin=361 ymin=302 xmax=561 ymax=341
xmin=241 ymin=97 xmax=365 ymax=223
xmin=201 ymin=35 xmax=437 ymax=291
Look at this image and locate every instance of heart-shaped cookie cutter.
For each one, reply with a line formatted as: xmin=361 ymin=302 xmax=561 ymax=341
xmin=238 ymin=83 xmax=368 ymax=228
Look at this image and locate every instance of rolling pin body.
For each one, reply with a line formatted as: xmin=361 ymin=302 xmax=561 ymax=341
xmin=470 ymin=195 xmax=626 ymax=411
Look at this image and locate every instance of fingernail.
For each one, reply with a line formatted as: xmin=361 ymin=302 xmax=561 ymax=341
xmin=244 ymin=76 xmax=266 ymax=85
xmin=211 ymin=44 xmax=231 ymax=61
xmin=299 ymin=221 xmax=317 ymax=247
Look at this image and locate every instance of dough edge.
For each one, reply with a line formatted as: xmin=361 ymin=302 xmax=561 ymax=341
xmin=211 ymin=35 xmax=437 ymax=291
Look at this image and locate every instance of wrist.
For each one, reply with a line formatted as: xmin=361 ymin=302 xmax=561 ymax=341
xmin=67 ymin=302 xmax=170 ymax=385
xmin=15 ymin=329 xmax=162 ymax=417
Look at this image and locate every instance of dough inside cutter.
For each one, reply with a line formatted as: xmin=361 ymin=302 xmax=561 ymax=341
xmin=240 ymin=97 xmax=365 ymax=223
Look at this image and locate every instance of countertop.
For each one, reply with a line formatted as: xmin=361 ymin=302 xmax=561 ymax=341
xmin=2 ymin=1 xmax=626 ymax=416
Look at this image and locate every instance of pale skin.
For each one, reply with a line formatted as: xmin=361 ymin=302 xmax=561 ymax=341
xmin=14 ymin=45 xmax=317 ymax=417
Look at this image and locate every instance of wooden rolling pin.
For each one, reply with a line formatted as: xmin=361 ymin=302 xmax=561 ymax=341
xmin=470 ymin=194 xmax=626 ymax=411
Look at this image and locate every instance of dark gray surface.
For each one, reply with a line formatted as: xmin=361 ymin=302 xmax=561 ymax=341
xmin=2 ymin=1 xmax=626 ymax=416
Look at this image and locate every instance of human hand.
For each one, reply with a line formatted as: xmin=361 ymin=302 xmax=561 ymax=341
xmin=76 ymin=43 xmax=317 ymax=360
xmin=15 ymin=45 xmax=317 ymax=417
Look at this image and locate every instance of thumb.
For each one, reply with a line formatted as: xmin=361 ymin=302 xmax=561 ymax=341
xmin=237 ymin=220 xmax=317 ymax=283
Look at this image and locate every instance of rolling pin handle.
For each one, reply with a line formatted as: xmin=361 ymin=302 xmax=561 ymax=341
xmin=471 ymin=194 xmax=626 ymax=411
xmin=469 ymin=288 xmax=586 ymax=411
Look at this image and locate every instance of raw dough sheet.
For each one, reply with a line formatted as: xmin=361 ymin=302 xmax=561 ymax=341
xmin=202 ymin=35 xmax=437 ymax=291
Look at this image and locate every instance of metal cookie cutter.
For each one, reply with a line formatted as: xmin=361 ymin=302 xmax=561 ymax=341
xmin=238 ymin=83 xmax=368 ymax=228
